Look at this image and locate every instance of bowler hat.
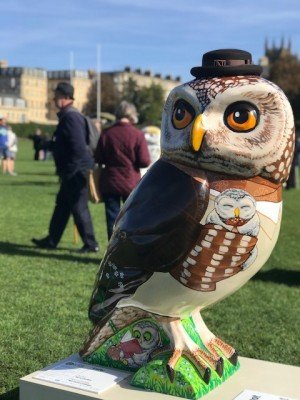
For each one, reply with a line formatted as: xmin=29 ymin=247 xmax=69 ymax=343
xmin=190 ymin=49 xmax=262 ymax=79
xmin=54 ymin=82 xmax=74 ymax=99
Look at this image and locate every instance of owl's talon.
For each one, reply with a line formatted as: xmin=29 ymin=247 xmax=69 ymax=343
xmin=215 ymin=357 xmax=224 ymax=377
xmin=202 ymin=367 xmax=211 ymax=384
xmin=182 ymin=350 xmax=212 ymax=384
xmin=165 ymin=348 xmax=182 ymax=382
xmin=209 ymin=336 xmax=237 ymax=365
xmin=228 ymin=350 xmax=238 ymax=366
xmin=166 ymin=364 xmax=175 ymax=382
xmin=165 ymin=347 xmax=211 ymax=384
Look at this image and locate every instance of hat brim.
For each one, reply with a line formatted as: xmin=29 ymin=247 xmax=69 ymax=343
xmin=190 ymin=64 xmax=263 ymax=79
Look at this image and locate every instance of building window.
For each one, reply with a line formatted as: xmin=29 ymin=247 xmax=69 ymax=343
xmin=10 ymin=78 xmax=16 ymax=89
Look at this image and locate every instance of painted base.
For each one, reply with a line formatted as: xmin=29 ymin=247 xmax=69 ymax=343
xmin=83 ymin=317 xmax=239 ymax=399
xmin=131 ymin=354 xmax=239 ymax=399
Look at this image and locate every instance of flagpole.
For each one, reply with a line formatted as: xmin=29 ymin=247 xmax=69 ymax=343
xmin=96 ymin=44 xmax=101 ymax=123
xmin=70 ymin=51 xmax=74 ymax=85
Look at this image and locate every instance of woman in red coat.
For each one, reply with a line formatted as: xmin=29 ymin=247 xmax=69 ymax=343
xmin=95 ymin=101 xmax=151 ymax=239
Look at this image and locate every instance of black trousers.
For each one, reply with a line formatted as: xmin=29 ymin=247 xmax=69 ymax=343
xmin=49 ymin=171 xmax=98 ymax=248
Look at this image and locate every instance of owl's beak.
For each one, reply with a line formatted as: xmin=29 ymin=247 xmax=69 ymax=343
xmin=191 ymin=114 xmax=206 ymax=151
xmin=234 ymin=207 xmax=240 ymax=218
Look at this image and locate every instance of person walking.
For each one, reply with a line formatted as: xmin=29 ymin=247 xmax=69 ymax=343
xmin=29 ymin=128 xmax=44 ymax=161
xmin=32 ymin=82 xmax=99 ymax=252
xmin=95 ymin=100 xmax=151 ymax=239
xmin=5 ymin=125 xmax=18 ymax=176
xmin=0 ymin=114 xmax=8 ymax=173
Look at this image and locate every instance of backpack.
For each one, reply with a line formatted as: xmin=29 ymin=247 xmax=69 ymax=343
xmin=66 ymin=108 xmax=100 ymax=156
xmin=85 ymin=116 xmax=100 ymax=156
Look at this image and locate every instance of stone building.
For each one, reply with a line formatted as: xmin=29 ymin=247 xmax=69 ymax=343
xmin=0 ymin=61 xmax=93 ymax=123
xmin=0 ymin=61 xmax=48 ymax=123
xmin=0 ymin=60 xmax=180 ymax=123
xmin=47 ymin=70 xmax=93 ymax=121
xmin=102 ymin=66 xmax=181 ymax=99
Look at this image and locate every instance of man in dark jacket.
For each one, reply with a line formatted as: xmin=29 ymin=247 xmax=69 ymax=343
xmin=32 ymin=82 xmax=99 ymax=252
xmin=95 ymin=101 xmax=151 ymax=239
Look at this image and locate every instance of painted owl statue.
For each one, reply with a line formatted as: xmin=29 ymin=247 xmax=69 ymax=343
xmin=80 ymin=49 xmax=295 ymax=399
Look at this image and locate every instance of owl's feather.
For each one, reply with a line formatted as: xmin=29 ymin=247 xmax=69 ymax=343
xmin=89 ymin=159 xmax=209 ymax=325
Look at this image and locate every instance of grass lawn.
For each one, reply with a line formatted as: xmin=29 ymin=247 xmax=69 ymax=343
xmin=0 ymin=138 xmax=299 ymax=399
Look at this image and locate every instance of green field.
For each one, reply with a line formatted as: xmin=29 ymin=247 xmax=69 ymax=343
xmin=0 ymin=139 xmax=299 ymax=399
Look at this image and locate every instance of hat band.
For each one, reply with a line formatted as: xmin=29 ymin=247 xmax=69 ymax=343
xmin=206 ymin=59 xmax=252 ymax=67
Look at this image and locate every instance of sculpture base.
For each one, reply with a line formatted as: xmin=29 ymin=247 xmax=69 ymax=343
xmin=83 ymin=316 xmax=239 ymax=399
xmin=20 ymin=355 xmax=300 ymax=400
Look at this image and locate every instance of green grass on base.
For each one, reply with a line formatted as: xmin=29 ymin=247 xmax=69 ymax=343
xmin=0 ymin=139 xmax=299 ymax=398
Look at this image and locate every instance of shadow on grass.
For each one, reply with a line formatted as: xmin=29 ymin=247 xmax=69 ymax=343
xmin=0 ymin=388 xmax=19 ymax=400
xmin=0 ymin=241 xmax=100 ymax=265
xmin=21 ymin=171 xmax=55 ymax=176
xmin=0 ymin=181 xmax=58 ymax=186
xmin=253 ymin=268 xmax=300 ymax=287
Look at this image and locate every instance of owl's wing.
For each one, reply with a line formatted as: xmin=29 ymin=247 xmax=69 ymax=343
xmin=89 ymin=159 xmax=209 ymax=325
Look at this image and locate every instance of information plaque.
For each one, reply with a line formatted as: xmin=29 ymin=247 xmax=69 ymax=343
xmin=234 ymin=389 xmax=297 ymax=400
xmin=34 ymin=355 xmax=130 ymax=394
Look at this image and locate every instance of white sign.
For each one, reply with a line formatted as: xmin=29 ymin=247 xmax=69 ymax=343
xmin=34 ymin=355 xmax=131 ymax=394
xmin=234 ymin=389 xmax=298 ymax=400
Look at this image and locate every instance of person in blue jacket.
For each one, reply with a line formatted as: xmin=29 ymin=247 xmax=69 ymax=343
xmin=32 ymin=82 xmax=99 ymax=252
xmin=0 ymin=114 xmax=8 ymax=172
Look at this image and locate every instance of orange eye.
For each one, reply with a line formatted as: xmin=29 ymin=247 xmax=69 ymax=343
xmin=224 ymin=102 xmax=259 ymax=132
xmin=172 ymin=100 xmax=195 ymax=130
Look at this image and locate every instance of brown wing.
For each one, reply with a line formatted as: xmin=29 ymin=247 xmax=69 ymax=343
xmin=170 ymin=223 xmax=257 ymax=292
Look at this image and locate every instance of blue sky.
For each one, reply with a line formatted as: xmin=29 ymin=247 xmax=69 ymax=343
xmin=1 ymin=0 xmax=300 ymax=81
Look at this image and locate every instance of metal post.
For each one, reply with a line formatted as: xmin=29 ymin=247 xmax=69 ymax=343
xmin=96 ymin=44 xmax=101 ymax=123
xmin=70 ymin=51 xmax=74 ymax=85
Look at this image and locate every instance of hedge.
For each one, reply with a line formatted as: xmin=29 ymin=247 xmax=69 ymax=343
xmin=9 ymin=122 xmax=56 ymax=139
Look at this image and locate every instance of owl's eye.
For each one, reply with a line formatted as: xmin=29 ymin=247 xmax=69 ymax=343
xmin=172 ymin=99 xmax=195 ymax=130
xmin=223 ymin=204 xmax=234 ymax=209
xmin=143 ymin=331 xmax=152 ymax=341
xmin=224 ymin=102 xmax=259 ymax=132
xmin=133 ymin=330 xmax=141 ymax=339
xmin=241 ymin=205 xmax=250 ymax=210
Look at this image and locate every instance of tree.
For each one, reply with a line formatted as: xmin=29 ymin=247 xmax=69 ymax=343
xmin=138 ymin=83 xmax=165 ymax=125
xmin=83 ymin=74 xmax=120 ymax=117
xmin=269 ymin=53 xmax=300 ymax=124
xmin=84 ymin=75 xmax=165 ymax=125
xmin=121 ymin=77 xmax=141 ymax=106
xmin=122 ymin=79 xmax=164 ymax=125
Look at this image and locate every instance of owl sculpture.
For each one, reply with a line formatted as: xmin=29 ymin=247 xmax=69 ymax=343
xmin=80 ymin=49 xmax=294 ymax=398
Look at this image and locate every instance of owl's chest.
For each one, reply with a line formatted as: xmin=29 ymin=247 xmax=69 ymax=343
xmin=170 ymin=178 xmax=282 ymax=293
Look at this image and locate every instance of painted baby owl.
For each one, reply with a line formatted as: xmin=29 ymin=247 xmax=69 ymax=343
xmin=81 ymin=49 xmax=294 ymax=390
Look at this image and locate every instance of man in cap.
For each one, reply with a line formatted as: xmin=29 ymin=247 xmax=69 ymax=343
xmin=32 ymin=82 xmax=99 ymax=252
